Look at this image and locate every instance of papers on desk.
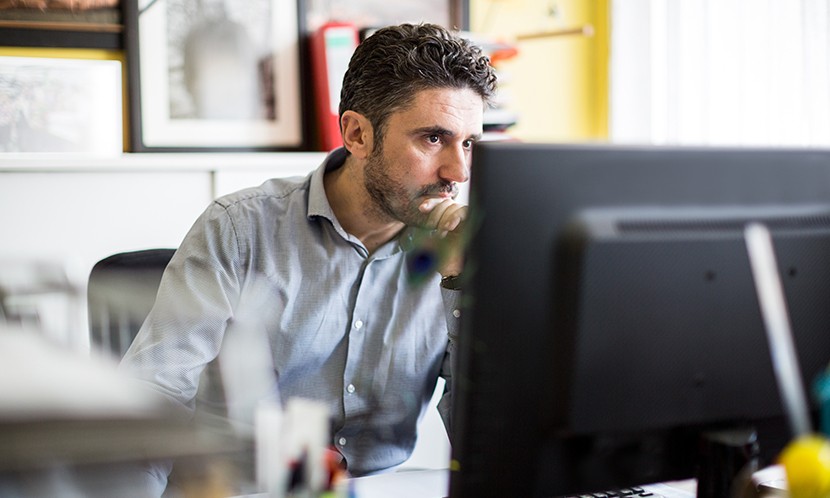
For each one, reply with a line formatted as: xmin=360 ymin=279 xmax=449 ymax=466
xmin=754 ymin=465 xmax=788 ymax=496
xmin=349 ymin=468 xmax=449 ymax=498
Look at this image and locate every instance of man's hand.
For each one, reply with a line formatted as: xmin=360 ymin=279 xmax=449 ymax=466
xmin=419 ymin=197 xmax=468 ymax=278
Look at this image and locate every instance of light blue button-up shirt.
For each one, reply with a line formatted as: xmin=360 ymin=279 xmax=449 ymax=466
xmin=122 ymin=148 xmax=460 ymax=478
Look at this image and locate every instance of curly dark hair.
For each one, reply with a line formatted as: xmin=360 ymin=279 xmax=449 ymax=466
xmin=339 ymin=23 xmax=498 ymax=144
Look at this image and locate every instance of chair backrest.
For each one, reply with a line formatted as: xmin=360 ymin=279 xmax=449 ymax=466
xmin=87 ymin=248 xmax=176 ymax=358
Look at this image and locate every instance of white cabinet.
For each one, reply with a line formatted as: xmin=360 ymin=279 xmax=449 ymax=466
xmin=0 ymin=170 xmax=212 ymax=269
xmin=0 ymin=152 xmax=326 ymax=273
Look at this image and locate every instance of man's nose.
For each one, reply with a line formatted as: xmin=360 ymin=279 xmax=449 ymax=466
xmin=440 ymin=144 xmax=470 ymax=184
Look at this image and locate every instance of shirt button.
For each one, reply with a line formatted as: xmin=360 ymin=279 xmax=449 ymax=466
xmin=452 ymin=309 xmax=461 ymax=318
xmin=354 ymin=320 xmax=364 ymax=330
xmin=338 ymin=437 xmax=347 ymax=446
xmin=346 ymin=383 xmax=356 ymax=394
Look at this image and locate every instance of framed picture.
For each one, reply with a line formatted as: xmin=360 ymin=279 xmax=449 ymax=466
xmin=124 ymin=0 xmax=305 ymax=151
xmin=0 ymin=55 xmax=123 ymax=154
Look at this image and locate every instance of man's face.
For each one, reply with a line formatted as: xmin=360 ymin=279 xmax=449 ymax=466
xmin=363 ymin=87 xmax=484 ymax=227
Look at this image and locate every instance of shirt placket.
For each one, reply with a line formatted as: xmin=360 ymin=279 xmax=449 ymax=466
xmin=335 ymin=256 xmax=375 ymax=455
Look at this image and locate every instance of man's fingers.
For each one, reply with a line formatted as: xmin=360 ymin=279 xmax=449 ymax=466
xmin=419 ymin=198 xmax=467 ymax=233
xmin=419 ymin=198 xmax=443 ymax=212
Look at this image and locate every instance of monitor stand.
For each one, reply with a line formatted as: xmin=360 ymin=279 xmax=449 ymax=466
xmin=696 ymin=427 xmax=759 ymax=498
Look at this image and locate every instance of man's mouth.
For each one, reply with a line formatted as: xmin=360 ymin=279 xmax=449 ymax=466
xmin=421 ymin=184 xmax=458 ymax=199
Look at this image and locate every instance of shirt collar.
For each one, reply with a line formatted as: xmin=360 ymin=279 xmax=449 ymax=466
xmin=307 ymin=147 xmax=348 ymax=222
xmin=307 ymin=147 xmax=415 ymax=259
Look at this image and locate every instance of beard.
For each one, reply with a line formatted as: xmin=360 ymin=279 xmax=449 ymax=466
xmin=363 ymin=144 xmax=458 ymax=227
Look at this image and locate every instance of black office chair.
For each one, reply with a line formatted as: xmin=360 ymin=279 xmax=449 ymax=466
xmin=87 ymin=248 xmax=176 ymax=358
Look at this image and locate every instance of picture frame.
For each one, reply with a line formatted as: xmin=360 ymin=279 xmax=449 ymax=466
xmin=123 ymin=0 xmax=305 ymax=151
xmin=0 ymin=55 xmax=123 ymax=155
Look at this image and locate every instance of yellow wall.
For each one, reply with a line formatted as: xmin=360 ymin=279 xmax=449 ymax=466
xmin=471 ymin=0 xmax=609 ymax=143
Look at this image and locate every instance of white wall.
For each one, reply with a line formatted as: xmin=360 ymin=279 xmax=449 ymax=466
xmin=0 ymin=153 xmax=325 ymax=348
xmin=610 ymin=0 xmax=830 ymax=146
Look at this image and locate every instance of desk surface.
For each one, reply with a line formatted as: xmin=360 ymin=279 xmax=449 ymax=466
xmin=348 ymin=466 xmax=790 ymax=498
xmin=233 ymin=470 xmax=450 ymax=498
xmin=348 ymin=469 xmax=699 ymax=498
xmin=349 ymin=469 xmax=448 ymax=498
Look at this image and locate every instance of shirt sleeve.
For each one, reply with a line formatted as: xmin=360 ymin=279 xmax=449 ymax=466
xmin=437 ymin=286 xmax=462 ymax=442
xmin=119 ymin=200 xmax=244 ymax=418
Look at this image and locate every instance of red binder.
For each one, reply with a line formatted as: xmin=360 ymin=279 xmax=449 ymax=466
xmin=310 ymin=22 xmax=360 ymax=151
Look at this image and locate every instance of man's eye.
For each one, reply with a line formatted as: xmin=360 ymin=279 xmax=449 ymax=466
xmin=428 ymin=135 xmax=441 ymax=144
xmin=463 ymin=139 xmax=474 ymax=149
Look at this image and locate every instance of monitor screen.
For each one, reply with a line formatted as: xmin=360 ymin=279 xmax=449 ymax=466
xmin=449 ymin=142 xmax=830 ymax=497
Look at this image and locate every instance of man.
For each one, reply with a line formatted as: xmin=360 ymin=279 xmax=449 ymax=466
xmin=121 ymin=22 xmax=497 ymax=490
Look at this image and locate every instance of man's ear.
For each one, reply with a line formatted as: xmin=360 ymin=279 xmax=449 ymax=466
xmin=341 ymin=110 xmax=373 ymax=159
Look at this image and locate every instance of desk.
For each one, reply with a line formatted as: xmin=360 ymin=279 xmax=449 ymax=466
xmin=349 ymin=469 xmax=448 ymax=498
xmin=348 ymin=469 xmax=699 ymax=498
xmin=347 ymin=467 xmax=790 ymax=498
xmin=1 ymin=463 xmax=786 ymax=497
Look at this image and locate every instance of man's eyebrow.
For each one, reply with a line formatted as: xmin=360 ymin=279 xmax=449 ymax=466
xmin=413 ymin=126 xmax=455 ymax=136
xmin=413 ymin=126 xmax=482 ymax=141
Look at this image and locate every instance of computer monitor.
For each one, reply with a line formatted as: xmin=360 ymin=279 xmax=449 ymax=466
xmin=449 ymin=142 xmax=830 ymax=497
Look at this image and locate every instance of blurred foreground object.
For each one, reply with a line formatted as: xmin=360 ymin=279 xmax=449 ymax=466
xmin=814 ymin=369 xmax=830 ymax=438
xmin=779 ymin=435 xmax=830 ymax=498
xmin=0 ymin=328 xmax=244 ymax=497
xmin=256 ymin=398 xmax=347 ymax=497
xmin=0 ymin=259 xmax=84 ymax=349
xmin=745 ymin=224 xmax=830 ymax=498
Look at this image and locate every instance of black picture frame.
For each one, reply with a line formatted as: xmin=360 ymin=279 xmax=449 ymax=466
xmin=0 ymin=26 xmax=122 ymax=49
xmin=123 ymin=0 xmax=308 ymax=152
